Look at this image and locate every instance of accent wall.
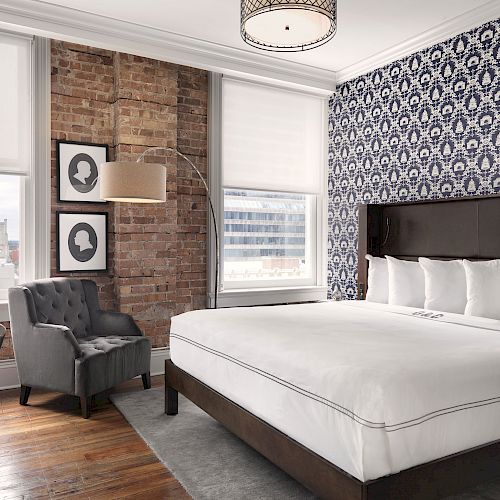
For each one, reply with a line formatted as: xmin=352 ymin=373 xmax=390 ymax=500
xmin=328 ymin=20 xmax=500 ymax=299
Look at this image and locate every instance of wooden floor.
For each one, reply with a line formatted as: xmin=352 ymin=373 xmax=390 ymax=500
xmin=0 ymin=376 xmax=190 ymax=499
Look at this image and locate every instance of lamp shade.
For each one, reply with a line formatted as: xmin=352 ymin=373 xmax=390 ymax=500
xmin=241 ymin=0 xmax=337 ymax=52
xmin=100 ymin=161 xmax=166 ymax=203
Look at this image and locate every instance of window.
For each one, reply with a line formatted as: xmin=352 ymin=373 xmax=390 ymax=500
xmin=0 ymin=33 xmax=30 ymax=301
xmin=224 ymin=189 xmax=315 ymax=287
xmin=213 ymin=76 xmax=327 ymax=303
xmin=0 ymin=177 xmax=20 ymax=300
xmin=0 ymin=32 xmax=50 ymax=314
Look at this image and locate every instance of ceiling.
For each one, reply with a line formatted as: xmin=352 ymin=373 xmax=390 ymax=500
xmin=39 ymin=0 xmax=493 ymax=74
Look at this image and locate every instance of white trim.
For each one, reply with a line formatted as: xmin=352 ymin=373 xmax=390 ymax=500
xmin=150 ymin=347 xmax=170 ymax=376
xmin=0 ymin=301 xmax=8 ymax=322
xmin=213 ymin=286 xmax=328 ymax=308
xmin=0 ymin=0 xmax=335 ymax=95
xmin=336 ymin=0 xmax=500 ymax=83
xmin=0 ymin=358 xmax=19 ymax=390
xmin=222 ymin=74 xmax=332 ymax=100
xmin=207 ymin=73 xmax=223 ymax=309
xmin=317 ymin=99 xmax=328 ymax=289
xmin=32 ymin=36 xmax=51 ymax=280
xmin=20 ymin=36 xmax=51 ymax=283
xmin=0 ymin=347 xmax=170 ymax=391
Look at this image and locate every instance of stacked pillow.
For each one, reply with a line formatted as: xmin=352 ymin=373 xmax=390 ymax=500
xmin=365 ymin=255 xmax=500 ymax=320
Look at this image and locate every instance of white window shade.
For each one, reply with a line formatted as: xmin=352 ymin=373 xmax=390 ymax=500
xmin=222 ymin=78 xmax=325 ymax=195
xmin=0 ymin=34 xmax=31 ymax=175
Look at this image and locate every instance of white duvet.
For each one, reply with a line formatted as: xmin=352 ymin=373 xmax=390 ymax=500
xmin=170 ymin=301 xmax=500 ymax=481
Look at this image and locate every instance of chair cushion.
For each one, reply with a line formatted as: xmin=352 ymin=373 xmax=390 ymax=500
xmin=75 ymin=335 xmax=151 ymax=396
xmin=23 ymin=279 xmax=92 ymax=339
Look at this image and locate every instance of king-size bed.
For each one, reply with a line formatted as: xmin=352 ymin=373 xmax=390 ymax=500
xmin=164 ymin=194 xmax=500 ymax=499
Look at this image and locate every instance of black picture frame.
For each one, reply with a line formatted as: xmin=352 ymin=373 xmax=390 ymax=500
xmin=56 ymin=211 xmax=108 ymax=273
xmin=57 ymin=140 xmax=109 ymax=204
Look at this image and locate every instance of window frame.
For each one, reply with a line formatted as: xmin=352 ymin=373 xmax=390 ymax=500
xmin=208 ymin=73 xmax=328 ymax=307
xmin=0 ymin=33 xmax=50 ymax=321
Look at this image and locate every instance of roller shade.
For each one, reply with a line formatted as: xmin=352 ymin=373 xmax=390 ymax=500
xmin=0 ymin=33 xmax=31 ymax=175
xmin=222 ymin=78 xmax=324 ymax=194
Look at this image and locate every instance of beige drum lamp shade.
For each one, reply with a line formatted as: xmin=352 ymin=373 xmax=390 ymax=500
xmin=100 ymin=161 xmax=166 ymax=203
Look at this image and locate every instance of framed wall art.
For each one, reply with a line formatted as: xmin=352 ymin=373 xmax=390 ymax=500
xmin=57 ymin=212 xmax=108 ymax=272
xmin=57 ymin=140 xmax=109 ymax=203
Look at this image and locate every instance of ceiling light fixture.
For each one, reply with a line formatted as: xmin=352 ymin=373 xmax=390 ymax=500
xmin=241 ymin=0 xmax=337 ymax=52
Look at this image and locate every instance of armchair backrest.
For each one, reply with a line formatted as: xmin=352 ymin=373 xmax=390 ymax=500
xmin=19 ymin=278 xmax=97 ymax=339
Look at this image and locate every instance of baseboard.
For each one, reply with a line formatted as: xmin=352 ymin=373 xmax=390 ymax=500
xmin=149 ymin=347 xmax=170 ymax=377
xmin=0 ymin=358 xmax=19 ymax=390
xmin=0 ymin=347 xmax=171 ymax=391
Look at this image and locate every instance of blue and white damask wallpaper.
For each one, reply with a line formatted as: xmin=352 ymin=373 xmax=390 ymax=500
xmin=328 ymin=19 xmax=500 ymax=299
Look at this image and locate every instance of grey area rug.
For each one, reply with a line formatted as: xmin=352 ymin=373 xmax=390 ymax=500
xmin=111 ymin=388 xmax=500 ymax=500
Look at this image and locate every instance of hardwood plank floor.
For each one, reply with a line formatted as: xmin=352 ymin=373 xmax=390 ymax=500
xmin=0 ymin=376 xmax=190 ymax=499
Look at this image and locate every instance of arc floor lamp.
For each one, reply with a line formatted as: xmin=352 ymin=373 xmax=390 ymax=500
xmin=100 ymin=147 xmax=219 ymax=309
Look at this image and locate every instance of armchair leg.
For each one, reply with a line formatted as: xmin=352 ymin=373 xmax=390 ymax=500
xmin=141 ymin=372 xmax=151 ymax=390
xmin=19 ymin=385 xmax=31 ymax=405
xmin=80 ymin=396 xmax=91 ymax=419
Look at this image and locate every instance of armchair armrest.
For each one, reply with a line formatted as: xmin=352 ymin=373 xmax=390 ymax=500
xmin=33 ymin=323 xmax=82 ymax=359
xmin=13 ymin=323 xmax=83 ymax=394
xmin=93 ymin=311 xmax=143 ymax=337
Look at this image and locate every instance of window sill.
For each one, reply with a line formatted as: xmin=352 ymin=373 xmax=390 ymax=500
xmin=0 ymin=301 xmax=8 ymax=322
xmin=210 ymin=285 xmax=327 ymax=308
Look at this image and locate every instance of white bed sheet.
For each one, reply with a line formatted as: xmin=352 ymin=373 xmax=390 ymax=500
xmin=170 ymin=301 xmax=500 ymax=481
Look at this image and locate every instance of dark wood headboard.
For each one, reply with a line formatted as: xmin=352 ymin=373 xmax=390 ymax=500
xmin=357 ymin=195 xmax=500 ymax=299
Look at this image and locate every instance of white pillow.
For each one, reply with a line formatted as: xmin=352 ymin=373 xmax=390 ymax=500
xmin=463 ymin=260 xmax=500 ymax=320
xmin=386 ymin=256 xmax=425 ymax=308
xmin=365 ymin=255 xmax=388 ymax=303
xmin=418 ymin=258 xmax=467 ymax=313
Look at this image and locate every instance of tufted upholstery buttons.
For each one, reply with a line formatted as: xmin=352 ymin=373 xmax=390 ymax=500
xmin=77 ymin=335 xmax=141 ymax=360
xmin=24 ymin=279 xmax=92 ymax=339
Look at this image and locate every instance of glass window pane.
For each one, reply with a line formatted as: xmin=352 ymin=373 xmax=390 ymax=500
xmin=223 ymin=189 xmax=314 ymax=285
xmin=0 ymin=175 xmax=20 ymax=299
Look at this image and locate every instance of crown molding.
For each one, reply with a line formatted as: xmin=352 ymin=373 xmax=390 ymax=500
xmin=336 ymin=0 xmax=500 ymax=84
xmin=0 ymin=0 xmax=335 ymax=95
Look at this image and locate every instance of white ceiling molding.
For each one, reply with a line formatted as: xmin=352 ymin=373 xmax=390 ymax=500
xmin=0 ymin=0 xmax=336 ymax=96
xmin=336 ymin=0 xmax=500 ymax=84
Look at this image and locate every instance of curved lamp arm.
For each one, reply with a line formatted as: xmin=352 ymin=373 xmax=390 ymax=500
xmin=137 ymin=147 xmax=220 ymax=309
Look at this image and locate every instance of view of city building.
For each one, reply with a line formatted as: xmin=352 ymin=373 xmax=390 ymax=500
xmin=0 ymin=219 xmax=17 ymax=300
xmin=223 ymin=189 xmax=311 ymax=283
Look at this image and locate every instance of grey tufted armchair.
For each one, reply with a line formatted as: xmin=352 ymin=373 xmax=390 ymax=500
xmin=8 ymin=278 xmax=151 ymax=418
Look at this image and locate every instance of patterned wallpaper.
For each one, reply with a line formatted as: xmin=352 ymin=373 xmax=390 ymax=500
xmin=328 ymin=20 xmax=500 ymax=299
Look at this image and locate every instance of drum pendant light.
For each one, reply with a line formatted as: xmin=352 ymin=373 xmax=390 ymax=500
xmin=241 ymin=0 xmax=337 ymax=52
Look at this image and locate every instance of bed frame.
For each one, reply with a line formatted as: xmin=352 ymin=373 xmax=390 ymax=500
xmin=165 ymin=194 xmax=500 ymax=499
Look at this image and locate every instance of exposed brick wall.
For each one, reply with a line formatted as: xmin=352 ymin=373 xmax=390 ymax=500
xmin=0 ymin=41 xmax=208 ymax=361
xmin=50 ymin=41 xmax=116 ymax=313
xmin=112 ymin=52 xmax=181 ymax=349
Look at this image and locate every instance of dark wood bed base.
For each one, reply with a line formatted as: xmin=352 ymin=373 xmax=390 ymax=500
xmin=165 ymin=360 xmax=500 ymax=499
xmin=166 ymin=194 xmax=500 ymax=499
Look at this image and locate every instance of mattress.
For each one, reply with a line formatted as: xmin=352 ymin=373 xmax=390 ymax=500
xmin=170 ymin=301 xmax=500 ymax=481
